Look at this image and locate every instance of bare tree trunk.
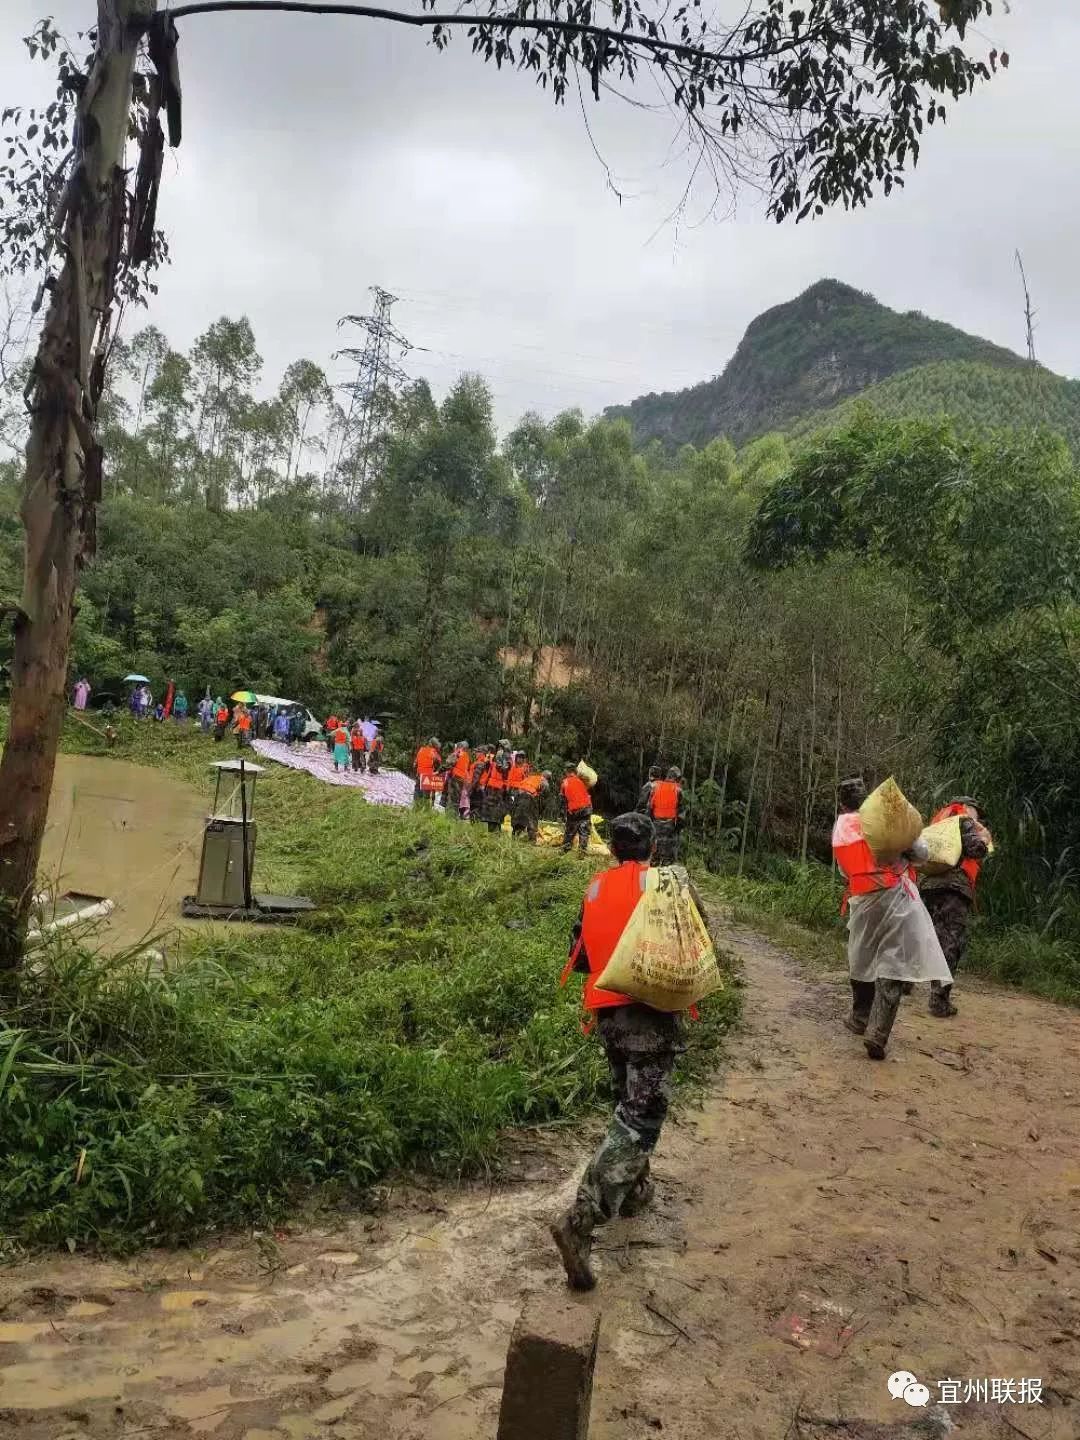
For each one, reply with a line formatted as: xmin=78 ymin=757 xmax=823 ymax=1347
xmin=738 ymin=696 xmax=767 ymax=879
xmin=0 ymin=0 xmax=153 ymax=967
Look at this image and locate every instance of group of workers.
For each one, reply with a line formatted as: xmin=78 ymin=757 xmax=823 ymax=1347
xmin=832 ymin=778 xmax=991 ymax=1060
xmin=412 ymin=738 xmax=560 ymax=843
xmin=323 ymin=716 xmax=386 ymax=774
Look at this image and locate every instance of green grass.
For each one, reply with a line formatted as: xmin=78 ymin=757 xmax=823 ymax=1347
xmin=0 ymin=718 xmax=740 ymax=1253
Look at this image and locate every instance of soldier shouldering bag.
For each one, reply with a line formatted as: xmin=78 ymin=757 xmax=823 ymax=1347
xmin=595 ymin=867 xmax=723 ymax=1012
xmin=859 ymin=776 xmax=923 ymax=862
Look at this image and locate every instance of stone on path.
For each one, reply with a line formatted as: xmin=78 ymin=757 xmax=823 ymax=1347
xmin=496 ymin=1294 xmax=600 ymax=1440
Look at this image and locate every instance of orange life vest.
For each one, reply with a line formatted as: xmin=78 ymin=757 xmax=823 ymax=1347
xmin=650 ymin=779 xmax=681 ymax=822
xmin=215 ymin=707 xmax=228 ymax=725
xmin=520 ymin=772 xmax=544 ymax=796
xmin=561 ymin=774 xmax=592 ymax=812
xmin=930 ymin=803 xmax=985 ymax=891
xmin=333 ymin=726 xmax=348 ymax=746
xmin=831 ymin=810 xmax=911 ymax=908
xmin=451 ymin=748 xmax=472 ymax=780
xmin=351 ymin=729 xmax=367 ymax=751
xmin=326 ymin=716 xmax=339 ymax=732
xmin=415 ymin=745 xmax=439 ymax=776
xmin=561 ymin=861 xmax=648 ymax=1012
xmin=480 ymin=760 xmax=506 ymax=792
xmin=468 ymin=758 xmax=487 ymax=787
xmin=236 ymin=711 xmax=252 ymax=733
xmin=507 ymin=761 xmax=530 ymax=790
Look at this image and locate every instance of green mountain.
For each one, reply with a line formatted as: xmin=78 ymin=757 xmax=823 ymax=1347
xmin=605 ymin=278 xmax=1044 ymax=448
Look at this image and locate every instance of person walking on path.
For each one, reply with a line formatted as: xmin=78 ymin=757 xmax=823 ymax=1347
xmin=560 ymin=765 xmax=594 ymax=854
xmin=919 ymin=797 xmax=992 ymax=1019
xmin=551 ymin=812 xmax=710 ymax=1290
xmin=233 ymin=704 xmax=253 ymax=750
xmin=332 ymin=721 xmax=350 ymax=773
xmin=832 ymin=775 xmax=950 ymax=1060
xmin=350 ymin=722 xmax=369 ymax=773
xmin=647 ymin=766 xmax=686 ymax=864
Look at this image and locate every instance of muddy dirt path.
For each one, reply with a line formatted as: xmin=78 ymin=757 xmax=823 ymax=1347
xmin=2 ymin=928 xmax=1079 ymax=1440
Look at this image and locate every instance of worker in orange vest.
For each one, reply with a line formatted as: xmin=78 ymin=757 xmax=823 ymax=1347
xmin=832 ymin=775 xmax=950 ymax=1059
xmin=444 ymin=741 xmax=472 ymax=818
xmin=511 ymin=765 xmax=550 ymax=842
xmin=476 ymin=741 xmax=511 ymax=833
xmin=368 ymin=731 xmax=385 ymax=774
xmin=506 ymin=750 xmax=530 ymax=833
xmin=350 ymin=722 xmax=368 ymax=773
xmin=324 ymin=715 xmax=340 ymax=754
xmin=648 ymin=766 xmax=687 ymax=864
xmin=560 ymin=765 xmax=594 ymax=854
xmin=551 ymin=812 xmax=713 ymax=1290
xmin=413 ymin=736 xmax=442 ymax=806
xmin=232 ymin=704 xmax=253 ymax=750
xmin=919 ymin=797 xmax=992 ymax=1019
xmin=466 ymin=746 xmax=491 ymax=823
xmin=636 ymin=765 xmax=661 ymax=813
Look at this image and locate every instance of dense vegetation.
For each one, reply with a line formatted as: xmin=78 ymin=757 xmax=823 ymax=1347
xmin=603 ymin=278 xmax=1032 ymax=449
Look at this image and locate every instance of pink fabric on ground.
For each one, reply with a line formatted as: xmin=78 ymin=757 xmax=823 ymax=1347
xmin=251 ymin=739 xmax=414 ymax=807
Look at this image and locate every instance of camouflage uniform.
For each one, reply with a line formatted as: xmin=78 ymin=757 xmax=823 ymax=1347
xmin=575 ymin=1005 xmax=686 ymax=1227
xmin=848 ymin=977 xmax=904 ymax=1055
xmin=920 ymin=816 xmax=988 ymax=1016
xmin=652 ymin=819 xmax=680 ymax=865
xmin=562 ymin=807 xmax=592 ymax=854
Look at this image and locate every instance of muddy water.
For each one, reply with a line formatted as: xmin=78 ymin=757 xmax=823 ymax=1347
xmin=38 ymin=754 xmax=209 ymax=951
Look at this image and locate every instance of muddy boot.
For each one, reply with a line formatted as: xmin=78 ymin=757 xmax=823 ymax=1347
xmin=864 ymin=1037 xmax=887 ymax=1060
xmin=551 ymin=1200 xmax=597 ymax=1291
xmin=929 ymin=983 xmax=958 ymax=1018
xmin=843 ymin=1014 xmax=867 ymax=1036
xmin=620 ymin=1169 xmax=656 ymax=1218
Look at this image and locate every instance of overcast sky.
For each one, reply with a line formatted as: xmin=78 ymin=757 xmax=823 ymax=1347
xmin=2 ymin=1 xmax=1077 ymax=430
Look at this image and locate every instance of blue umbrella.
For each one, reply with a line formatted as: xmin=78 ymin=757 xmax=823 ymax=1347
xmin=124 ymin=673 xmax=150 ymax=684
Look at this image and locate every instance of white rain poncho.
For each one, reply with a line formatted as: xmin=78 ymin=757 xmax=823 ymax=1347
xmin=847 ymin=877 xmax=952 ymax=985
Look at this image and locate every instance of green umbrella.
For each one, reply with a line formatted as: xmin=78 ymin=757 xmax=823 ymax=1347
xmin=231 ymin=690 xmax=258 ymax=703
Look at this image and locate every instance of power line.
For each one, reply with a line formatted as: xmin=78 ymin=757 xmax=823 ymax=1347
xmin=331 ymin=286 xmax=412 ymax=505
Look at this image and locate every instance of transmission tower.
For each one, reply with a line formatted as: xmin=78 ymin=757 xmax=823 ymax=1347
xmin=332 ymin=287 xmax=412 ymax=506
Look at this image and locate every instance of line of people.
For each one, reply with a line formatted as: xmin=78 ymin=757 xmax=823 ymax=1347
xmin=412 ymin=738 xmax=611 ymax=852
xmin=322 ymin=715 xmax=386 ymax=774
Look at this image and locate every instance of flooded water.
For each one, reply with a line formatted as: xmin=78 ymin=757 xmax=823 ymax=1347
xmin=38 ymin=754 xmax=209 ymax=952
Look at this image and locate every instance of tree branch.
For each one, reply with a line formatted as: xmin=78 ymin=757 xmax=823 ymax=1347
xmin=162 ymin=1 xmax=734 ymax=69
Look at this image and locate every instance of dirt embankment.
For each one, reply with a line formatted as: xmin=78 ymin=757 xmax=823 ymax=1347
xmin=1 ymin=926 xmax=1078 ymax=1439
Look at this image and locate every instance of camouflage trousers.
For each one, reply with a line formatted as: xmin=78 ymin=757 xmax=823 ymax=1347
xmin=922 ymin=887 xmax=972 ymax=1012
xmin=850 ymin=978 xmax=904 ymax=1050
xmin=652 ymin=819 xmax=680 ymax=865
xmin=576 ymin=1005 xmax=685 ymax=1228
xmin=562 ymin=807 xmax=592 ymax=854
xmin=445 ymin=774 xmax=465 ymax=817
xmin=511 ymin=792 xmax=539 ymax=841
xmin=482 ymin=788 xmax=508 ymax=832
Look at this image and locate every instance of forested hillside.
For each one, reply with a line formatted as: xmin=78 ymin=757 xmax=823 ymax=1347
xmin=792 ymin=358 xmax=1080 ymax=453
xmin=3 ymin=300 xmax=1079 ymax=982
xmin=605 ymin=278 xmax=1036 ymax=449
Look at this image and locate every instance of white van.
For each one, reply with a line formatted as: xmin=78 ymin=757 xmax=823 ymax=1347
xmin=246 ymin=693 xmax=324 ymax=740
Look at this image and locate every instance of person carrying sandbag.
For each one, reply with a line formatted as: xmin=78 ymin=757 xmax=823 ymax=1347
xmin=560 ymin=763 xmax=594 ymax=854
xmin=550 ymin=812 xmax=722 ymax=1290
xmin=918 ymin=797 xmax=992 ymax=1019
xmin=832 ymin=775 xmax=951 ymax=1060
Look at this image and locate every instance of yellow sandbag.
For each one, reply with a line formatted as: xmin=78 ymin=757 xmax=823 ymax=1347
xmin=859 ymin=777 xmax=923 ymax=862
xmin=576 ymin=760 xmax=598 ymax=788
xmin=918 ymin=815 xmax=963 ymax=876
xmin=595 ymin=866 xmax=722 ymax=1012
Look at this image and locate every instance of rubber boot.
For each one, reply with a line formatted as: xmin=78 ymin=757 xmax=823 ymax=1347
xmin=551 ymin=1199 xmax=597 ymax=1291
xmin=864 ymin=1037 xmax=887 ymax=1060
xmin=929 ymin=983 xmax=958 ymax=1018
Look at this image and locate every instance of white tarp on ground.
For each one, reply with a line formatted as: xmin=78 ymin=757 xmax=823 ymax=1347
xmin=250 ymin=739 xmax=414 ymax=807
